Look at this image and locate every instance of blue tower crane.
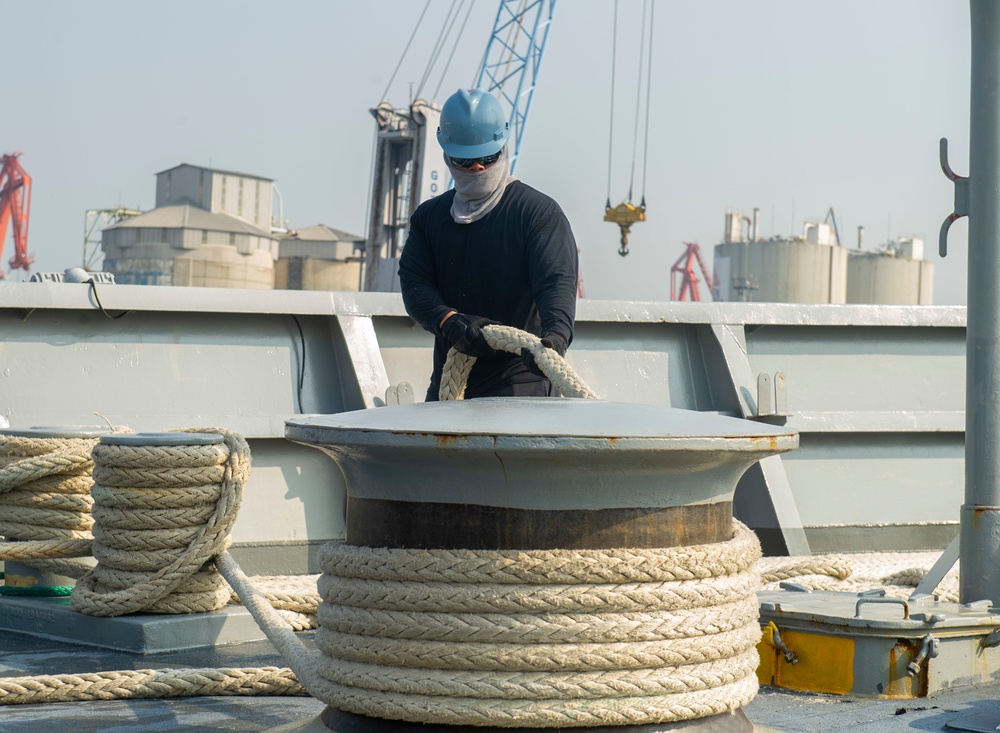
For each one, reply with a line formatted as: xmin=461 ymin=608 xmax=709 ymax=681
xmin=363 ymin=0 xmax=558 ymax=292
xmin=473 ymin=0 xmax=557 ymax=174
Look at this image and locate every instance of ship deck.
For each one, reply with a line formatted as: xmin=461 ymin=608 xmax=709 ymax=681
xmin=3 ymin=625 xmax=1000 ymax=733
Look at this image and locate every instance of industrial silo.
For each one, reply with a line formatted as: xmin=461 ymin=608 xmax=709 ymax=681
xmin=172 ymin=245 xmax=274 ymax=289
xmin=713 ymin=212 xmax=848 ymax=303
xmin=101 ymin=165 xmax=280 ymax=289
xmin=274 ymin=225 xmax=365 ymax=291
xmin=846 ymin=237 xmax=934 ymax=305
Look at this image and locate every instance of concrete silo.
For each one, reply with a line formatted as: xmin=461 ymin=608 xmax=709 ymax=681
xmin=101 ymin=164 xmax=279 ymax=288
xmin=846 ymin=237 xmax=934 ymax=305
xmin=713 ymin=211 xmax=848 ymax=303
xmin=274 ymin=225 xmax=366 ymax=291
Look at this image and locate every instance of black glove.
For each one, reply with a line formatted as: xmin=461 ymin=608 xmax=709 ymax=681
xmin=440 ymin=313 xmax=498 ymax=357
xmin=521 ymin=333 xmax=568 ymax=376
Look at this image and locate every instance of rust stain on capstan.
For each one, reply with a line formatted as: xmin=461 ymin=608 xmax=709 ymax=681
xmin=3 ymin=574 xmax=38 ymax=588
xmin=749 ymin=435 xmax=781 ymax=451
xmin=433 ymin=434 xmax=465 ymax=447
xmin=971 ymin=505 xmax=992 ymax=528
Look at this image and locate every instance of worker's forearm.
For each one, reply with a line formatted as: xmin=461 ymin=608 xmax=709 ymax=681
xmin=533 ymin=268 xmax=578 ymax=346
xmin=400 ymin=279 xmax=454 ymax=336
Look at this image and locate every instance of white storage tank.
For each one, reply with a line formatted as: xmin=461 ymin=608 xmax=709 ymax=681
xmin=100 ymin=252 xmax=176 ymax=286
xmin=274 ymin=224 xmax=365 ymax=291
xmin=172 ymin=245 xmax=275 ymax=289
xmin=713 ymin=238 xmax=848 ymax=303
xmin=846 ymin=237 xmax=934 ymax=305
xmin=275 ymin=257 xmax=361 ymax=291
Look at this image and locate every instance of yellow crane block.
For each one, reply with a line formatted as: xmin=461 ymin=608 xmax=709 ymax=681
xmin=604 ymin=202 xmax=646 ymax=256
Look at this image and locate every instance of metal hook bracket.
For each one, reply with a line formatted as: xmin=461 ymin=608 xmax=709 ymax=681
xmin=939 ymin=137 xmax=969 ymax=257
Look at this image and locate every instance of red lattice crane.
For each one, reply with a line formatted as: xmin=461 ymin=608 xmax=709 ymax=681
xmin=0 ymin=152 xmax=33 ymax=278
xmin=670 ymin=242 xmax=715 ymax=301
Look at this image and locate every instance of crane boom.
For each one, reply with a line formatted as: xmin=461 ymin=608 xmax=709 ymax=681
xmin=823 ymin=206 xmax=842 ymax=246
xmin=0 ymin=152 xmax=33 ymax=277
xmin=670 ymin=242 xmax=714 ymax=301
xmin=363 ymin=2 xmax=559 ymax=292
xmin=475 ymin=0 xmax=557 ymax=173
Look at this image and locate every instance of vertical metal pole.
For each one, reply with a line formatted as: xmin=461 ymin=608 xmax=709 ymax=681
xmin=961 ymin=0 xmax=1000 ymax=604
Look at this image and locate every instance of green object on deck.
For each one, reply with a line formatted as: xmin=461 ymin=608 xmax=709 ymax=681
xmin=0 ymin=585 xmax=73 ymax=597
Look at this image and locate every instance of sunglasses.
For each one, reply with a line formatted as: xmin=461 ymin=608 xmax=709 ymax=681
xmin=450 ymin=150 xmax=502 ymax=169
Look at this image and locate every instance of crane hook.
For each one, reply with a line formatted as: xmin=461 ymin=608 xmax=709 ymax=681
xmin=604 ymin=201 xmax=647 ymax=258
xmin=617 ymin=225 xmax=632 ymax=257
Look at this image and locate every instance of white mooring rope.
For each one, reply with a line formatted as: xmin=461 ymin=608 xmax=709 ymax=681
xmin=440 ymin=324 xmax=599 ymax=400
xmin=0 ymin=431 xmax=120 ymax=579
xmin=305 ymin=526 xmax=762 ymax=727
xmin=69 ymin=429 xmax=249 ymax=617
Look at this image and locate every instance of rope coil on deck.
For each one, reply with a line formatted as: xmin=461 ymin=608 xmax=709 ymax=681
xmin=309 ymin=524 xmax=763 ymax=727
xmin=0 ymin=432 xmax=108 ymax=570
xmin=70 ymin=428 xmax=249 ymax=616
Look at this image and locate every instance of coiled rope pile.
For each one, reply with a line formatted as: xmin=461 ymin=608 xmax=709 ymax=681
xmin=0 ymin=427 xmax=312 ymax=705
xmin=308 ymin=525 xmax=762 ymax=727
xmin=0 ymin=431 xmax=109 ymax=585
xmin=69 ymin=429 xmax=249 ymax=616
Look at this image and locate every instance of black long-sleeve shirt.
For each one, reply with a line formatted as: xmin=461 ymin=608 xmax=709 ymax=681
xmin=398 ymin=181 xmax=578 ymax=399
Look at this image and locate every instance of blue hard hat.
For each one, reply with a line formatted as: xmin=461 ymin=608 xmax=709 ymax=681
xmin=437 ymin=89 xmax=509 ymax=158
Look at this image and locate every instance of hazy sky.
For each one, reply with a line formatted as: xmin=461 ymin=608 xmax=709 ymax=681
xmin=4 ymin=1 xmax=972 ymax=304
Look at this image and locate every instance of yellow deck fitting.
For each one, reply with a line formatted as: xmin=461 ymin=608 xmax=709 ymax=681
xmin=757 ymin=588 xmax=1000 ymax=698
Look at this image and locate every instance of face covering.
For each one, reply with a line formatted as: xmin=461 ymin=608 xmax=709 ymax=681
xmin=447 ymin=146 xmax=518 ymax=224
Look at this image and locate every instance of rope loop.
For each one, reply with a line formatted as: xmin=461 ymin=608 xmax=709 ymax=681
xmin=440 ymin=325 xmax=598 ymax=401
xmin=320 ymin=520 xmax=759 ymax=586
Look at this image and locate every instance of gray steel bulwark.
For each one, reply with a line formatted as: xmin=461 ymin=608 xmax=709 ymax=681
xmin=0 ymin=282 xmax=967 ymax=563
xmin=961 ymin=0 xmax=1000 ymax=605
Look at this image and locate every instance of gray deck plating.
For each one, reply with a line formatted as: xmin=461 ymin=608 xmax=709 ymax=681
xmin=0 ymin=623 xmax=999 ymax=732
xmin=0 ymin=596 xmax=266 ymax=653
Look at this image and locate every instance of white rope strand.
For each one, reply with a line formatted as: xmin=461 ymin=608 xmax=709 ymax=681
xmin=0 ymin=434 xmax=106 ymax=562
xmin=440 ymin=325 xmax=598 ymax=400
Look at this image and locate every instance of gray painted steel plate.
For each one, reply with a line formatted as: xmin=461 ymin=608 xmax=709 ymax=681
xmin=1 ymin=426 xmax=114 ymax=439
xmin=100 ymin=432 xmax=225 ymax=446
xmin=285 ymin=397 xmax=798 ymax=452
xmin=759 ymin=589 xmax=1000 ymax=632
xmin=286 ymin=398 xmax=798 ymax=510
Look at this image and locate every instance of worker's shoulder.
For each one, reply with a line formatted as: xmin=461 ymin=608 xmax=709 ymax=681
xmin=506 ymin=180 xmax=566 ymax=215
xmin=413 ymin=189 xmax=456 ymax=219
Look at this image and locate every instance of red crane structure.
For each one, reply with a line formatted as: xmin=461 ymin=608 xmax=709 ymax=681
xmin=0 ymin=152 xmax=33 ymax=278
xmin=670 ymin=242 xmax=715 ymax=301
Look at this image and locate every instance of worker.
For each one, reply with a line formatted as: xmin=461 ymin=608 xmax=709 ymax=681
xmin=399 ymin=88 xmax=579 ymax=401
